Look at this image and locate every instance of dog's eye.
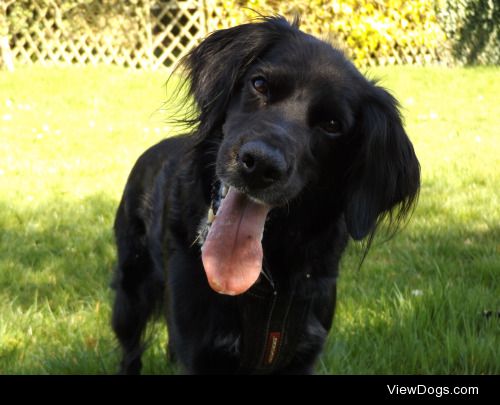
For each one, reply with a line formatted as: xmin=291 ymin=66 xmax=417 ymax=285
xmin=319 ymin=120 xmax=342 ymax=136
xmin=252 ymin=77 xmax=268 ymax=95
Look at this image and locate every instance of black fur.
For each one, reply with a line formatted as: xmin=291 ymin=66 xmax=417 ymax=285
xmin=111 ymin=16 xmax=420 ymax=374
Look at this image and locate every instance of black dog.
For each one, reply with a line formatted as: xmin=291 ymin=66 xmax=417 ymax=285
xmin=111 ymin=16 xmax=420 ymax=374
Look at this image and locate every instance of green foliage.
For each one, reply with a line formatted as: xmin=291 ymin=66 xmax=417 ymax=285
xmin=212 ymin=0 xmax=447 ymax=66
xmin=436 ymin=0 xmax=500 ymax=65
xmin=3 ymin=0 xmax=148 ymax=49
xmin=0 ymin=65 xmax=499 ymax=373
xmin=4 ymin=0 xmax=498 ymax=69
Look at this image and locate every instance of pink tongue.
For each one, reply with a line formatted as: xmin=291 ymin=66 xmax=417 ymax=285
xmin=201 ymin=187 xmax=270 ymax=295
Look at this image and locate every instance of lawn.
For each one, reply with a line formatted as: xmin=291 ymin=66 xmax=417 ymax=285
xmin=0 ymin=65 xmax=498 ymax=374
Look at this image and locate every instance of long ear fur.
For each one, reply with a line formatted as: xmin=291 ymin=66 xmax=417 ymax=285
xmin=344 ymin=87 xmax=420 ymax=240
xmin=181 ymin=16 xmax=297 ymax=137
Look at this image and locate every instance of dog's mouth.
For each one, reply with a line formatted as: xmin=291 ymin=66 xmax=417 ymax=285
xmin=200 ymin=183 xmax=271 ymax=296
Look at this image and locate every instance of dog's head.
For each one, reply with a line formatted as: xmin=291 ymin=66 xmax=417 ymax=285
xmin=183 ymin=17 xmax=420 ymax=294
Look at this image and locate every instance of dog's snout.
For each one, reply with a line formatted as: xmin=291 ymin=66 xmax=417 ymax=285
xmin=237 ymin=140 xmax=287 ymax=189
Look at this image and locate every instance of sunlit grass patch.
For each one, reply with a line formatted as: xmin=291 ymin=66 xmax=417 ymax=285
xmin=0 ymin=65 xmax=498 ymax=374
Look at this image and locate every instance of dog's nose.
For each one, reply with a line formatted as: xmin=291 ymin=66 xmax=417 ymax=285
xmin=238 ymin=140 xmax=287 ymax=189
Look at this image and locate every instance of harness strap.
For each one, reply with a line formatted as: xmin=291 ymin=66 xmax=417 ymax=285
xmin=236 ymin=274 xmax=312 ymax=374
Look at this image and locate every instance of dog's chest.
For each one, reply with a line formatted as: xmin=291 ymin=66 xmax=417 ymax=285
xmin=235 ymin=272 xmax=315 ymax=373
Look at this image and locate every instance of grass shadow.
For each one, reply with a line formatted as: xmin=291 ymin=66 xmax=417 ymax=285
xmin=0 ymin=194 xmax=117 ymax=309
xmin=322 ymin=216 xmax=499 ymax=374
xmin=0 ymin=191 xmax=498 ymax=374
xmin=0 ymin=194 xmax=174 ymax=374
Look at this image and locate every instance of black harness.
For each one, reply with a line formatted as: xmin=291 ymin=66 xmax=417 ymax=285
xmin=236 ymin=271 xmax=313 ymax=373
xmin=202 ymin=182 xmax=314 ymax=374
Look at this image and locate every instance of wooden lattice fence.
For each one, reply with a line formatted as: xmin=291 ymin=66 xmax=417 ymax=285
xmin=1 ymin=0 xmax=447 ymax=71
xmin=3 ymin=0 xmax=207 ymax=70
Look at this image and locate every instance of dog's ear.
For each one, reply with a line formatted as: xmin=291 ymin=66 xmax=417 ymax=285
xmin=182 ymin=17 xmax=294 ymax=135
xmin=344 ymin=87 xmax=420 ymax=240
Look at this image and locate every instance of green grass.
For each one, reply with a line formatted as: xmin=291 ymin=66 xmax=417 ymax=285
xmin=0 ymin=65 xmax=498 ymax=374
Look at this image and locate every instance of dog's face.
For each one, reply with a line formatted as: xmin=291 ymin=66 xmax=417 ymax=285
xmin=218 ymin=36 xmax=363 ymax=207
xmin=186 ymin=18 xmax=419 ymax=294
